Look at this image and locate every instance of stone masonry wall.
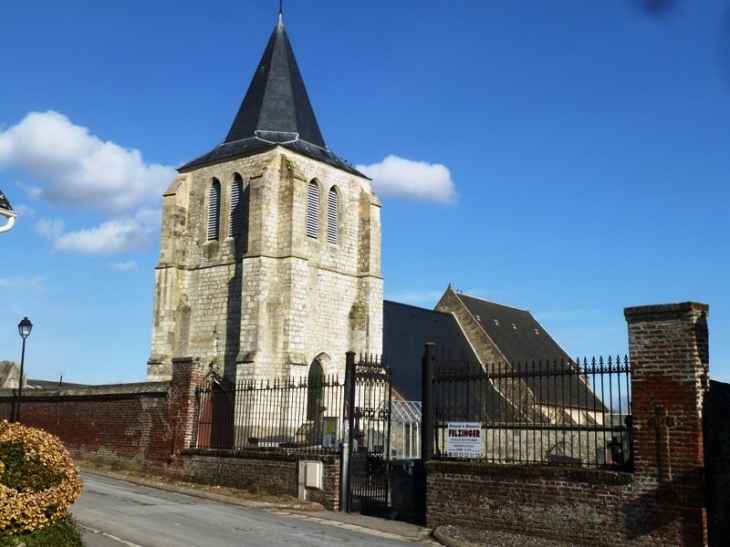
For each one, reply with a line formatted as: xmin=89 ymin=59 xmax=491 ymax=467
xmin=435 ymin=286 xmax=539 ymax=419
xmin=435 ymin=286 xmax=506 ymax=367
xmin=149 ymin=146 xmax=383 ymax=385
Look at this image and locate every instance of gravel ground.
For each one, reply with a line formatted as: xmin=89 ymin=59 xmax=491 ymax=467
xmin=434 ymin=525 xmax=584 ymax=547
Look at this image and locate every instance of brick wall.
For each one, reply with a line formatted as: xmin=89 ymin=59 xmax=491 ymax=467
xmin=626 ymin=302 xmax=709 ymax=546
xmin=0 ymin=382 xmax=174 ymax=466
xmin=0 ymin=358 xmax=344 ymax=509
xmin=0 ymin=300 xmax=715 ymax=540
xmin=175 ymin=449 xmax=341 ymax=510
xmin=427 ymin=463 xmax=634 ymax=545
xmin=427 ymin=302 xmax=711 ymax=547
xmin=0 ymin=358 xmax=205 ymax=467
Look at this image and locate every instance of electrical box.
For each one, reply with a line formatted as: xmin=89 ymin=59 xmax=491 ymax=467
xmin=298 ymin=460 xmax=323 ymax=490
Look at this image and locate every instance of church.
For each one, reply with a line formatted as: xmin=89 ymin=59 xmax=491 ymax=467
xmin=147 ymin=13 xmax=383 ymax=385
xmin=145 ymin=12 xmax=578 ymax=401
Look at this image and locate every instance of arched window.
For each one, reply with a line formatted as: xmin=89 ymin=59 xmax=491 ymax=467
xmin=229 ymin=174 xmax=244 ymax=237
xmin=207 ymin=179 xmax=221 ymax=241
xmin=327 ymin=187 xmax=339 ymax=245
xmin=307 ymin=360 xmax=325 ymax=422
xmin=306 ymin=180 xmax=319 ymax=239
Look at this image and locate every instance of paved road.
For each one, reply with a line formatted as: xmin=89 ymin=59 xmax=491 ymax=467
xmin=72 ymin=474 xmax=431 ymax=547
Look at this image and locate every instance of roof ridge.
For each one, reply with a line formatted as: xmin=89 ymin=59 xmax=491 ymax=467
xmin=384 ymin=299 xmax=454 ymax=316
xmin=455 ymin=291 xmax=529 ymax=313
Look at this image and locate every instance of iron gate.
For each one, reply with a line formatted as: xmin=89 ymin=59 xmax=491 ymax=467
xmin=344 ymin=352 xmax=392 ymax=516
xmin=705 ymin=380 xmax=730 ymax=546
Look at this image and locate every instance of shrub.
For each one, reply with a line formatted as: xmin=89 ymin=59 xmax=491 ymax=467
xmin=0 ymin=421 xmax=83 ymax=536
xmin=0 ymin=515 xmax=84 ymax=547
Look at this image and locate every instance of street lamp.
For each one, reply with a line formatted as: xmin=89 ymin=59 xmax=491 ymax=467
xmin=13 ymin=317 xmax=33 ymax=422
xmin=0 ymin=189 xmax=17 ymax=233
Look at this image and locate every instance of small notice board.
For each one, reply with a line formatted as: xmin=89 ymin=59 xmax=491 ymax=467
xmin=447 ymin=422 xmax=482 ymax=459
xmin=322 ymin=417 xmax=339 ymax=448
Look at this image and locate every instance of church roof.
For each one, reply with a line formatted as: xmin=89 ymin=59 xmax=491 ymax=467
xmin=384 ymin=300 xmax=479 ymax=401
xmin=383 ymin=300 xmax=518 ymax=421
xmin=181 ymin=15 xmax=361 ymax=176
xmin=451 ymin=293 xmax=573 ymax=365
xmin=448 ymin=291 xmax=604 ymax=410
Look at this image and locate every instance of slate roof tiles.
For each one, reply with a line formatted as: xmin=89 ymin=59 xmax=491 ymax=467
xmin=181 ymin=15 xmax=361 ymax=176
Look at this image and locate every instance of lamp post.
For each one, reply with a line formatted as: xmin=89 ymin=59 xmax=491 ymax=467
xmin=13 ymin=317 xmax=33 ymax=422
xmin=0 ymin=189 xmax=17 ymax=233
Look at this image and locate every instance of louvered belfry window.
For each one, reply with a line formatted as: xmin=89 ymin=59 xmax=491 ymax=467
xmin=327 ymin=187 xmax=338 ymax=244
xmin=207 ymin=179 xmax=221 ymax=241
xmin=229 ymin=175 xmax=244 ymax=237
xmin=306 ymin=180 xmax=319 ymax=239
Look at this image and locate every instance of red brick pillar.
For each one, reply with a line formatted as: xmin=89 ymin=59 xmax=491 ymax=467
xmin=625 ymin=302 xmax=709 ymax=546
xmin=168 ymin=357 xmax=206 ymax=463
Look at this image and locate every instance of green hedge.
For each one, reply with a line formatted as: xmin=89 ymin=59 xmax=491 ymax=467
xmin=0 ymin=515 xmax=84 ymax=546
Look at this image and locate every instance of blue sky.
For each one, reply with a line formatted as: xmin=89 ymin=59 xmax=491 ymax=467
xmin=0 ymin=1 xmax=728 ymax=385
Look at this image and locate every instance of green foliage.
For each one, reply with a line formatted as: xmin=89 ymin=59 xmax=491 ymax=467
xmin=0 ymin=515 xmax=85 ymax=547
xmin=0 ymin=442 xmax=25 ymax=490
xmin=0 ymin=441 xmax=64 ymax=493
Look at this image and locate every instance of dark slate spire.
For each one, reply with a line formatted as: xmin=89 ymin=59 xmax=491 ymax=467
xmin=223 ymin=15 xmax=326 ymax=148
xmin=182 ymin=15 xmax=360 ymax=175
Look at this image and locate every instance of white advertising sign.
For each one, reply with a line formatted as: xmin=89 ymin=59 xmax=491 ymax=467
xmin=322 ymin=417 xmax=339 ymax=448
xmin=447 ymin=422 xmax=482 ymax=459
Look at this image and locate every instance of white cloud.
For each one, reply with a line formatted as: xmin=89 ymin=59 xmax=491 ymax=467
xmin=0 ymin=275 xmax=45 ymax=290
xmin=0 ymin=111 xmax=175 ymax=214
xmin=12 ymin=203 xmax=34 ymax=217
xmin=35 ymin=207 xmax=161 ymax=255
xmin=0 ymin=111 xmax=175 ymax=255
xmin=356 ymin=155 xmax=457 ymax=203
xmin=35 ymin=219 xmax=64 ymax=240
xmin=111 ymin=261 xmax=138 ymax=271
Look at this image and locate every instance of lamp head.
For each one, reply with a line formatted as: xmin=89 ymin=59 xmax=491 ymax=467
xmin=18 ymin=317 xmax=32 ymax=339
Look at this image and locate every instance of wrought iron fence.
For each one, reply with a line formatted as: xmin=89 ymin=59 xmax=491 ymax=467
xmin=432 ymin=355 xmax=632 ymax=470
xmin=195 ymin=374 xmax=345 ymax=453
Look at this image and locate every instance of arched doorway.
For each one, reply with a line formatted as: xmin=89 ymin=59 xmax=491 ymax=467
xmin=306 ymin=360 xmax=325 ymax=442
xmin=197 ymin=378 xmax=234 ymax=449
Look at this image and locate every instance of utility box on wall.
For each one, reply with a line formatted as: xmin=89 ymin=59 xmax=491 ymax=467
xmin=298 ymin=460 xmax=323 ymax=498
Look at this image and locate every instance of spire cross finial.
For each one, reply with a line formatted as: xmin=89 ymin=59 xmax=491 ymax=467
xmin=279 ymin=0 xmax=283 ymax=15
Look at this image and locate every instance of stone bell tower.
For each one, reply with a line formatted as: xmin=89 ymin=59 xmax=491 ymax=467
xmin=147 ymin=14 xmax=383 ymax=383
